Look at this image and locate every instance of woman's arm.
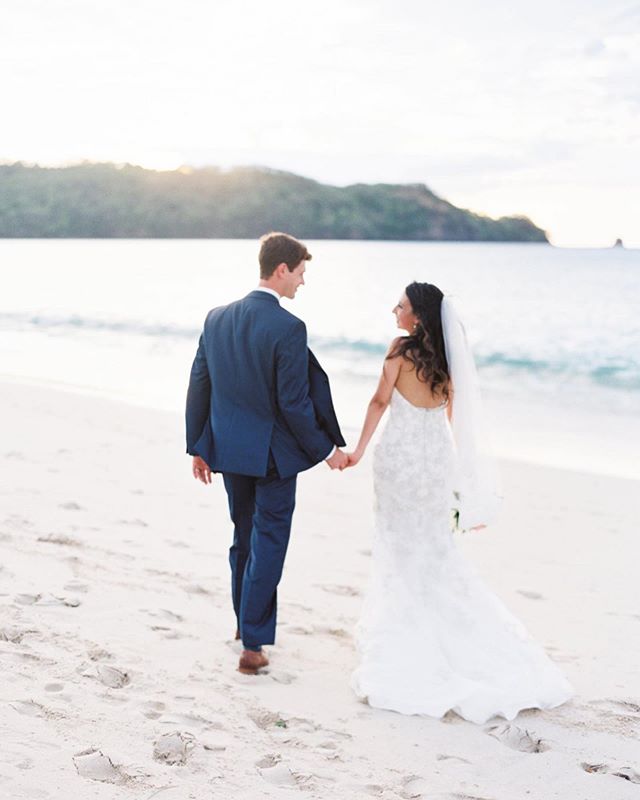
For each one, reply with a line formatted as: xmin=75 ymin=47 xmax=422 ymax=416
xmin=346 ymin=340 xmax=403 ymax=467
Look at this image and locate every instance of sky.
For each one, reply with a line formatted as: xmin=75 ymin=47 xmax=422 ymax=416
xmin=2 ymin=0 xmax=639 ymax=246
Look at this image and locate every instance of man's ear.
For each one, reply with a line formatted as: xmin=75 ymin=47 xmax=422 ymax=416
xmin=275 ymin=262 xmax=288 ymax=279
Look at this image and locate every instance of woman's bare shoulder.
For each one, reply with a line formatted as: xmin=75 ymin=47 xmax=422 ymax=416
xmin=385 ymin=336 xmax=406 ymax=356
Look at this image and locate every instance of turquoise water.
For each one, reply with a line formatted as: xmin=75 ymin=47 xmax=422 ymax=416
xmin=2 ymin=239 xmax=639 ymax=478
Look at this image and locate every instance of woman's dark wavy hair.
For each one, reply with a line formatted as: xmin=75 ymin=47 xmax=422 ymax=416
xmin=388 ymin=281 xmax=450 ymax=401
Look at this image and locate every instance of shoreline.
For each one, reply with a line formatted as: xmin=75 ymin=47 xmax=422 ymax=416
xmin=2 ymin=371 xmax=639 ymax=482
xmin=1 ymin=379 xmax=639 ymax=799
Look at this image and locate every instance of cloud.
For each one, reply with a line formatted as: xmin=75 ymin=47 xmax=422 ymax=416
xmin=584 ymin=39 xmax=607 ymax=57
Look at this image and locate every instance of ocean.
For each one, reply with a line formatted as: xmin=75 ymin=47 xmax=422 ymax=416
xmin=2 ymin=239 xmax=638 ymax=479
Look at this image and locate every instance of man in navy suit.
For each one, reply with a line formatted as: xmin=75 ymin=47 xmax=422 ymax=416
xmin=186 ymin=232 xmax=347 ymax=674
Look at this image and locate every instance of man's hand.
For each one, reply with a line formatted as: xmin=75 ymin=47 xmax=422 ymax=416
xmin=325 ymin=448 xmax=348 ymax=471
xmin=192 ymin=455 xmax=212 ymax=484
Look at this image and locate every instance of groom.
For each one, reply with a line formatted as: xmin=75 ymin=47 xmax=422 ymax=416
xmin=185 ymin=232 xmax=347 ymax=674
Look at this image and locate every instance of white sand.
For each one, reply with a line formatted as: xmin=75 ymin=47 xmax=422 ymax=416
xmin=1 ymin=379 xmax=639 ymax=799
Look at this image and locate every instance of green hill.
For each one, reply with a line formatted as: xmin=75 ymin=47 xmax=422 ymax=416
xmin=0 ymin=162 xmax=548 ymax=242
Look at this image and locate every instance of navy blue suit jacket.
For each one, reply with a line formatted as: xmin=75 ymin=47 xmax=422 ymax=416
xmin=185 ymin=290 xmax=345 ymax=478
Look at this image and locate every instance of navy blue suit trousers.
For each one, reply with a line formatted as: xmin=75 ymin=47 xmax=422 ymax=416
xmin=223 ymin=458 xmax=296 ymax=650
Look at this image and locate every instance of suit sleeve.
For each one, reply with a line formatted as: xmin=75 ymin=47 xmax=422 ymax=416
xmin=275 ymin=321 xmax=334 ymax=462
xmin=185 ymin=333 xmax=211 ymax=454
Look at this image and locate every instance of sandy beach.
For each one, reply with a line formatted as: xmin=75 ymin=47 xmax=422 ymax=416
xmin=1 ymin=379 xmax=639 ymax=800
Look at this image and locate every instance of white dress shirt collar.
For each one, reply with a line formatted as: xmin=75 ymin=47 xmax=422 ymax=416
xmin=255 ymin=286 xmax=281 ymax=302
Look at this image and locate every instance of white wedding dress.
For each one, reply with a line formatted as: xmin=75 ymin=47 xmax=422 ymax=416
xmin=351 ymin=388 xmax=574 ymax=724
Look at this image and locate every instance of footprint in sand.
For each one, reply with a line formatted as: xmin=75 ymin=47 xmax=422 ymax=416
xmin=361 ymin=784 xmax=384 ymax=796
xmin=400 ymin=775 xmax=430 ymax=798
xmin=255 ymin=754 xmax=279 ymax=769
xmin=0 ymin=627 xmax=36 ymax=643
xmin=278 ymin=717 xmax=317 ymax=735
xmin=582 ymin=762 xmax=640 ymax=784
xmin=151 ymin=627 xmax=194 ymax=640
xmin=159 ymin=710 xmax=212 ymax=728
xmin=73 ymin=748 xmax=129 ymax=784
xmin=14 ymin=592 xmax=81 ymax=607
xmin=203 ymin=738 xmax=229 ymax=753
xmin=183 ymin=583 xmax=213 ymax=596
xmin=96 ymin=665 xmax=131 ymax=689
xmin=485 ymin=723 xmax=548 ymax=753
xmin=37 ymin=533 xmax=82 ymax=547
xmin=9 ymin=700 xmax=47 ymax=717
xmin=285 ymin=624 xmax=314 ymax=635
xmin=249 ymin=710 xmax=285 ymax=730
xmin=316 ymin=584 xmax=360 ymax=597
xmin=256 ymin=755 xmax=299 ymax=787
xmin=59 ymin=501 xmax=84 ymax=511
xmin=5 ymin=450 xmax=25 ymax=460
xmin=64 ymin=579 xmax=89 ymax=593
xmin=87 ymin=645 xmax=113 ymax=661
xmin=77 ymin=661 xmax=130 ymax=688
xmin=153 ymin=731 xmax=196 ymax=765
xmin=260 ymin=763 xmax=298 ymax=786
xmin=9 ymin=700 xmax=63 ymax=719
xmin=139 ymin=700 xmax=166 ymax=719
xmin=117 ymin=518 xmax=148 ymax=527
xmin=269 ymin=670 xmax=297 ymax=685
xmin=313 ymin=740 xmax=342 ymax=760
xmin=5 ymin=514 xmax=33 ymax=530
xmin=516 ymin=589 xmax=544 ymax=600
xmin=590 ymin=698 xmax=640 ymax=716
xmin=143 ymin=608 xmax=185 ymax=623
xmin=314 ymin=625 xmax=352 ymax=640
xmin=436 ymin=753 xmax=472 ymax=764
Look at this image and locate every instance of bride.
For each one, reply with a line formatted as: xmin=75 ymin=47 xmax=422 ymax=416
xmin=345 ymin=281 xmax=573 ymax=724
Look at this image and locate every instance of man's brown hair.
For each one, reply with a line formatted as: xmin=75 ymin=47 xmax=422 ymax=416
xmin=258 ymin=232 xmax=312 ymax=279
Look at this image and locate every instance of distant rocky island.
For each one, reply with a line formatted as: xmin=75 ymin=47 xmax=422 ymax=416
xmin=0 ymin=162 xmax=548 ymax=242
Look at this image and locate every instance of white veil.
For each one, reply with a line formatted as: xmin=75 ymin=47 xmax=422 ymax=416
xmin=441 ymin=296 xmax=502 ymax=531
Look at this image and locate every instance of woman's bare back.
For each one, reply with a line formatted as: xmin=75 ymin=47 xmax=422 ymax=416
xmin=394 ymin=357 xmax=449 ymax=409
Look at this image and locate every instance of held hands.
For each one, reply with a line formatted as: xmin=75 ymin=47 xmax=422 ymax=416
xmin=325 ymin=448 xmax=364 ymax=471
xmin=344 ymin=450 xmax=363 ymax=469
xmin=325 ymin=448 xmax=349 ymax=470
xmin=194 ymin=449 xmax=358 ymax=478
xmin=192 ymin=455 xmax=212 ymax=484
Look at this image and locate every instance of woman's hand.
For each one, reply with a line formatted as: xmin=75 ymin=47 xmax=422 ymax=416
xmin=344 ymin=450 xmax=363 ymax=469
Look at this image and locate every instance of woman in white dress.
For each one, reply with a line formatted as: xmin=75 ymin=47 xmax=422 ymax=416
xmin=346 ymin=282 xmax=573 ymax=724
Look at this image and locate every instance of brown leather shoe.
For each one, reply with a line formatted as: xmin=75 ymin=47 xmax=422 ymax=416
xmin=238 ymin=649 xmax=269 ymax=675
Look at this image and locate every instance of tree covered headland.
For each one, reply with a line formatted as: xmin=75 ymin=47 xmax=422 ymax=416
xmin=0 ymin=162 xmax=548 ymax=242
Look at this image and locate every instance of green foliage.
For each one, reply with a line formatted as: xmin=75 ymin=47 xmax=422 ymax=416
xmin=0 ymin=162 xmax=548 ymax=242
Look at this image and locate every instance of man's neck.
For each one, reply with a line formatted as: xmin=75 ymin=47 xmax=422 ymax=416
xmin=257 ymin=283 xmax=282 ymax=300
